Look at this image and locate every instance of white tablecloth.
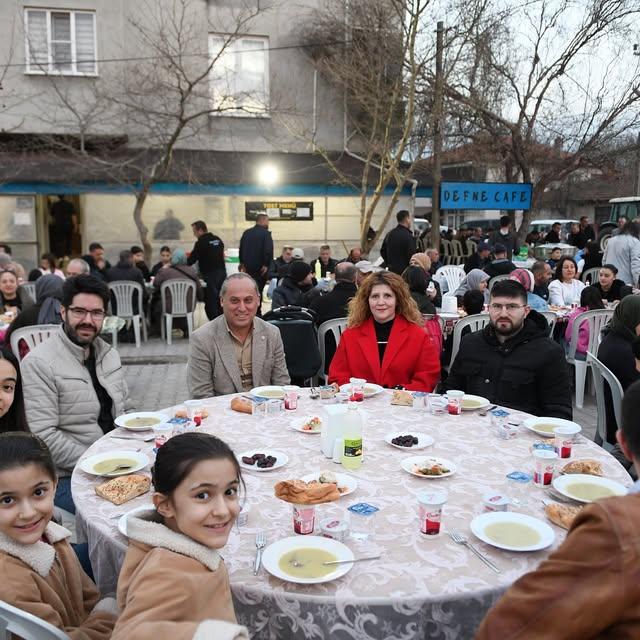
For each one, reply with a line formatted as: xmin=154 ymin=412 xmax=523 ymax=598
xmin=71 ymin=392 xmax=631 ymax=639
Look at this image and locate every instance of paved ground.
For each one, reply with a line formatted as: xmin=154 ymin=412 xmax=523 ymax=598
xmin=118 ymin=337 xmax=599 ymax=438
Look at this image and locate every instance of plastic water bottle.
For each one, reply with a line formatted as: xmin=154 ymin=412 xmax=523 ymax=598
xmin=314 ymin=259 xmax=322 ymax=281
xmin=342 ymin=402 xmax=363 ymax=470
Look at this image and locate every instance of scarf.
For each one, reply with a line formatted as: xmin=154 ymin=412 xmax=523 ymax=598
xmin=35 ymin=274 xmax=63 ymax=325
xmin=455 ymin=269 xmax=489 ymax=296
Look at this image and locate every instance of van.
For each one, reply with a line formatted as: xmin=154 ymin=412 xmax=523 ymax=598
xmin=528 ymin=218 xmax=578 ymax=239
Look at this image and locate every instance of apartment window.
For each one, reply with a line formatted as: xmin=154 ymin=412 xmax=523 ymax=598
xmin=25 ymin=8 xmax=97 ymax=75
xmin=209 ymin=35 xmax=269 ymax=116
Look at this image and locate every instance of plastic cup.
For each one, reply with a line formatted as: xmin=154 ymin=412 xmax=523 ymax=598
xmin=349 ymin=377 xmax=366 ymax=402
xmin=184 ymin=399 xmax=204 ymax=426
xmin=446 ymin=390 xmax=464 ymax=416
xmin=283 ymin=385 xmax=299 ymax=411
xmin=153 ymin=423 xmax=173 ymax=450
xmin=292 ymin=503 xmax=316 ymax=535
xmin=348 ymin=503 xmax=379 ymax=542
xmin=428 ymin=394 xmax=446 ymax=415
xmin=532 ymin=450 xmax=558 ymax=486
xmin=418 ymin=490 xmax=448 ymax=535
xmin=554 ymin=426 xmax=574 ymax=458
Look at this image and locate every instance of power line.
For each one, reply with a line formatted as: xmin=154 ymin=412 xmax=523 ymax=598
xmin=3 ymin=38 xmax=352 ymax=70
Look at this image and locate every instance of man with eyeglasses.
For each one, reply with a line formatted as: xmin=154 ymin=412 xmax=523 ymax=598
xmin=21 ymin=274 xmax=129 ymax=514
xmin=443 ymin=279 xmax=571 ymax=419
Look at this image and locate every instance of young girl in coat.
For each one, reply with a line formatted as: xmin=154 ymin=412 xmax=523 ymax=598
xmin=0 ymin=432 xmax=117 ymax=639
xmin=112 ymin=432 xmax=249 ymax=640
xmin=564 ymin=286 xmax=605 ymax=359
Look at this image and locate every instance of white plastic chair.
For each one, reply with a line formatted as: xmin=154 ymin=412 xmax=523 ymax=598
xmin=434 ymin=265 xmax=465 ymax=295
xmin=540 ymin=310 xmax=558 ymax=337
xmin=487 ymin=274 xmax=511 ymax=291
xmin=566 ymin=309 xmax=614 ymax=408
xmin=0 ymin=600 xmax=69 ymax=640
xmin=20 ymin=282 xmax=37 ymax=304
xmin=317 ymin=317 xmax=348 ymax=382
xmin=107 ymin=281 xmax=147 ymax=349
xmin=449 ymin=313 xmax=490 ymax=369
xmin=581 ymin=267 xmax=600 ymax=285
xmin=9 ymin=324 xmax=59 ymax=362
xmin=587 ymin=351 xmax=622 ymax=452
xmin=160 ymin=279 xmax=196 ymax=345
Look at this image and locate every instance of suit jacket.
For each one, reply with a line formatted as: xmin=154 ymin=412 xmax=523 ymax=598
xmin=476 ymin=491 xmax=640 ymax=640
xmin=328 ymin=315 xmax=440 ymax=391
xmin=187 ymin=315 xmax=290 ymax=397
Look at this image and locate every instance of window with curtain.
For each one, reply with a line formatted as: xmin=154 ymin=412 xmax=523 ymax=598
xmin=25 ymin=8 xmax=97 ymax=75
xmin=209 ymin=35 xmax=269 ymax=116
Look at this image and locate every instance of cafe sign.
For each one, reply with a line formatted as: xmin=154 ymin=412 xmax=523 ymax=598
xmin=245 ymin=201 xmax=313 ymax=221
xmin=440 ymin=182 xmax=532 ymax=211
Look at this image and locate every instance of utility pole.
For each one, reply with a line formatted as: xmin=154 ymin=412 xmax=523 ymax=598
xmin=635 ymin=132 xmax=640 ymax=197
xmin=430 ymin=21 xmax=444 ymax=249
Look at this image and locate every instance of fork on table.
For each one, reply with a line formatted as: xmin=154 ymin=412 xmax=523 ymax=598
xmin=449 ymin=530 xmax=501 ymax=574
xmin=254 ymin=530 xmax=267 ymax=575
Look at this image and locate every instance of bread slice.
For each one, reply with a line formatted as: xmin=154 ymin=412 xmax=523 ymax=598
xmin=274 ymin=479 xmax=341 ymax=505
xmin=544 ymin=502 xmax=583 ymax=530
xmin=391 ymin=389 xmax=413 ymax=407
xmin=561 ymin=459 xmax=603 ymax=477
xmin=95 ymin=474 xmax=150 ymax=505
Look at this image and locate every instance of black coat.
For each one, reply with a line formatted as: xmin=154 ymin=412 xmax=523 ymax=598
xmin=593 ymin=280 xmax=626 ymax=302
xmin=381 ymin=225 xmax=416 ymax=274
xmin=309 ymin=281 xmax=356 ymax=326
xmin=310 ymin=257 xmax=339 ymax=278
xmin=443 ymin=310 xmax=572 ymax=419
xmin=271 ymin=277 xmax=305 ymax=308
xmin=484 ymin=259 xmax=517 ymax=279
xmin=239 ymin=225 xmax=274 ymax=275
xmin=464 ymin=252 xmax=491 ymax=274
xmin=410 ymin=290 xmax=437 ymax=315
xmin=187 ymin=232 xmax=225 ymax=274
xmin=490 ymin=230 xmax=518 ymax=259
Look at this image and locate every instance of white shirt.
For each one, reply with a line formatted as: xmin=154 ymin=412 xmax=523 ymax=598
xmin=548 ymin=278 xmax=586 ymax=306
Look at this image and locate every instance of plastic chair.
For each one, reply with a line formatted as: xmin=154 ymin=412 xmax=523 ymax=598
xmin=318 ymin=317 xmax=348 ymax=382
xmin=566 ymin=309 xmax=614 ymax=408
xmin=20 ymin=282 xmax=37 ymax=304
xmin=160 ymin=279 xmax=196 ymax=346
xmin=450 ymin=239 xmax=465 ymax=265
xmin=587 ymin=351 xmax=622 ymax=452
xmin=107 ymin=281 xmax=147 ymax=349
xmin=434 ymin=265 xmax=465 ymax=295
xmin=0 ymin=600 xmax=69 ymax=640
xmin=9 ymin=324 xmax=59 ymax=362
xmin=581 ymin=267 xmax=600 ymax=285
xmin=440 ymin=239 xmax=453 ymax=265
xmin=465 ymin=239 xmax=477 ymax=257
xmin=540 ymin=310 xmax=557 ymax=337
xmin=449 ymin=313 xmax=490 ymax=369
xmin=487 ymin=274 xmax=511 ymax=291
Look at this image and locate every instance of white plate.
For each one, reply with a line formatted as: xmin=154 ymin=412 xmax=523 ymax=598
xmin=552 ymin=474 xmax=627 ymax=504
xmin=117 ymin=505 xmax=151 ymax=537
xmin=522 ymin=416 xmax=582 ymax=438
xmin=238 ymin=449 xmax=288 ymax=472
xmin=339 ymin=382 xmax=384 ymax=397
xmin=250 ymin=385 xmax=296 ymax=399
xmin=80 ymin=450 xmax=150 ymax=477
xmin=114 ymin=411 xmax=169 ymax=431
xmin=470 ymin=512 xmax=555 ymax=552
xmin=400 ymin=455 xmax=456 ymax=479
xmin=300 ymin=472 xmax=358 ymax=497
xmin=261 ymin=535 xmax=354 ymax=584
xmin=461 ymin=395 xmax=490 ymax=411
xmin=290 ymin=415 xmax=323 ymax=434
xmin=384 ymin=431 xmax=434 ymax=450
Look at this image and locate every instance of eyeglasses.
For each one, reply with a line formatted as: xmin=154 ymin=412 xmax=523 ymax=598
xmin=489 ymin=303 xmax=526 ymax=312
xmin=66 ymin=306 xmax=106 ymax=321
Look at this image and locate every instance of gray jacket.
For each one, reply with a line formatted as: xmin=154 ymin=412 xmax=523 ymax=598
xmin=603 ymin=234 xmax=640 ymax=286
xmin=187 ymin=316 xmax=290 ymax=398
xmin=21 ymin=327 xmax=129 ymax=475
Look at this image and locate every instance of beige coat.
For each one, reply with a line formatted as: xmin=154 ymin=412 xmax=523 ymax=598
xmin=0 ymin=521 xmax=117 ymax=640
xmin=187 ymin=315 xmax=289 ymax=397
xmin=113 ymin=509 xmax=248 ymax=640
xmin=21 ymin=327 xmax=129 ymax=475
xmin=476 ymin=492 xmax=640 ymax=639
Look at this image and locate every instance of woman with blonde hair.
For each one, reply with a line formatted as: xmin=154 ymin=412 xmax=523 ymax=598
xmin=328 ymin=271 xmax=440 ymax=390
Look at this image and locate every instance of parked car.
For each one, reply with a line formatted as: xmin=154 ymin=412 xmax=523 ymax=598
xmin=528 ymin=218 xmax=578 ymax=240
xmin=458 ymin=218 xmax=500 ymax=233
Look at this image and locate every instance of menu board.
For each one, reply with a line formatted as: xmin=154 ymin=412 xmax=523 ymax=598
xmin=245 ymin=201 xmax=314 ymax=221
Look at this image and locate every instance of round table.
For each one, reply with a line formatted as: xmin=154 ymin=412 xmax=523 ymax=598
xmin=72 ymin=392 xmax=632 ymax=640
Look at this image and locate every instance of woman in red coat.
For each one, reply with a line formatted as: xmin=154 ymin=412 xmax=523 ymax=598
xmin=328 ymin=271 xmax=440 ymax=391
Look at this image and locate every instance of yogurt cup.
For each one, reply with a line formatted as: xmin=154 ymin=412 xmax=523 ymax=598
xmin=319 ymin=517 xmax=349 ymax=542
xmin=483 ymin=492 xmax=511 ymax=512
xmin=418 ymin=490 xmax=448 ymax=536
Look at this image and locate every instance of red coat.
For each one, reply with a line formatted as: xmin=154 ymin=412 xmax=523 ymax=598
xmin=328 ymin=315 xmax=440 ymax=391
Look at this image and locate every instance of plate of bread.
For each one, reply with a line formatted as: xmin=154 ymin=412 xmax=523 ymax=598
xmin=300 ymin=471 xmax=357 ymax=497
xmin=95 ymin=474 xmax=151 ymax=506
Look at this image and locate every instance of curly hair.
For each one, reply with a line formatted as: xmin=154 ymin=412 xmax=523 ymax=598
xmin=347 ymin=271 xmax=423 ymax=328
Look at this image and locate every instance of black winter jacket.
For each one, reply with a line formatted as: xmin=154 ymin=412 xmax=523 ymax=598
xmin=271 ymin=277 xmax=305 ymax=308
xmin=309 ymin=281 xmax=357 ymax=326
xmin=443 ymin=310 xmax=572 ymax=419
xmin=381 ymin=225 xmax=416 ymax=274
xmin=187 ymin=232 xmax=225 ymax=274
xmin=239 ymin=225 xmax=274 ymax=274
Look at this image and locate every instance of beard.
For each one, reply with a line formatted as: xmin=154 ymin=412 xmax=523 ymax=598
xmin=64 ymin=321 xmax=98 ymax=346
xmin=492 ymin=316 xmax=525 ymax=338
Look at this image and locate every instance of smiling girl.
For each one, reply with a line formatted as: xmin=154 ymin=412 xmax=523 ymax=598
xmin=112 ymin=432 xmax=249 ymax=640
xmin=0 ymin=432 xmax=116 ymax=638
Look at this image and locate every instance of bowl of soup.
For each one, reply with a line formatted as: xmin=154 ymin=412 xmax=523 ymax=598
xmin=471 ymin=512 xmax=555 ymax=552
xmin=114 ymin=411 xmax=170 ymax=431
xmin=552 ymin=474 xmax=627 ymax=504
xmin=523 ymin=417 xmax=581 ymax=438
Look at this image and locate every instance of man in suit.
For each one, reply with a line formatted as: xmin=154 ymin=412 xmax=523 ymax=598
xmin=186 ymin=272 xmax=290 ymax=397
xmin=476 ymin=378 xmax=640 ymax=639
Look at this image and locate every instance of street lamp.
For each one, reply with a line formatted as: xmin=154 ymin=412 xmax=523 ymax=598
xmin=257 ymin=163 xmax=279 ymax=188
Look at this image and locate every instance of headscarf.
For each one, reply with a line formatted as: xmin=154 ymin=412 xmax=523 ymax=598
xmin=171 ymin=248 xmax=187 ymax=266
xmin=409 ymin=252 xmax=431 ymax=273
xmin=607 ymin=295 xmax=640 ymax=342
xmin=35 ymin=274 xmax=64 ymax=325
xmin=509 ymin=268 xmax=534 ymax=292
xmin=455 ymin=269 xmax=489 ymax=297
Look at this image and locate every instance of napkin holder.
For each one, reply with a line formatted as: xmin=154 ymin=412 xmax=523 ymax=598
xmin=322 ymin=404 xmax=347 ymax=458
xmin=441 ymin=295 xmax=458 ymax=313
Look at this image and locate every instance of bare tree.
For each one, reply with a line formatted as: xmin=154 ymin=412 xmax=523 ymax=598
xmin=442 ymin=0 xmax=640 ymax=242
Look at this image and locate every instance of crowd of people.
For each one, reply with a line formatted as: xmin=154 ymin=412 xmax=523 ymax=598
xmin=0 ymin=211 xmax=639 ymax=638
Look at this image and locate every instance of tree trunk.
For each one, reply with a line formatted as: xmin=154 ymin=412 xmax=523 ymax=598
xmin=133 ymin=190 xmax=152 ymax=264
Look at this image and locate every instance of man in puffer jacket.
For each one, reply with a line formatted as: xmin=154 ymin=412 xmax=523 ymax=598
xmin=443 ymin=279 xmax=572 ymax=419
xmin=21 ymin=274 xmax=129 ymax=513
